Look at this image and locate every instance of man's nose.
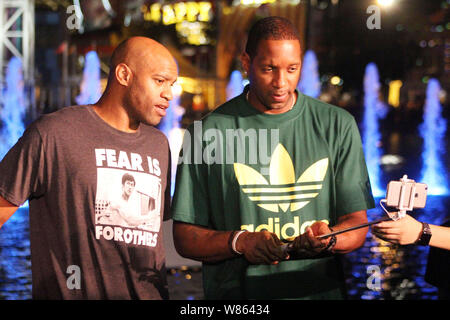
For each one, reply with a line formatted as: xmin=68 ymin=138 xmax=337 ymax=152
xmin=161 ymin=84 xmax=173 ymax=101
xmin=272 ymin=71 xmax=286 ymax=88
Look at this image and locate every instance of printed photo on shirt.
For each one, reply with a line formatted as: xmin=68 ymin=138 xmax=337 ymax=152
xmin=95 ymin=168 xmax=162 ymax=232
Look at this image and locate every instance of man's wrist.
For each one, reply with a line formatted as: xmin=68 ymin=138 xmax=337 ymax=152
xmin=229 ymin=230 xmax=247 ymax=255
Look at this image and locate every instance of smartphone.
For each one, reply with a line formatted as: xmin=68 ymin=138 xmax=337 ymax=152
xmin=385 ymin=180 xmax=427 ymax=209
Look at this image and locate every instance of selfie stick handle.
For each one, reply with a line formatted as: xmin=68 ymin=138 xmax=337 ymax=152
xmin=397 ymin=174 xmax=415 ymax=219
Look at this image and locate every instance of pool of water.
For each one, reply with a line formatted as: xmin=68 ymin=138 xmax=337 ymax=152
xmin=1 ymin=195 xmax=449 ymax=300
xmin=343 ymin=195 xmax=450 ymax=300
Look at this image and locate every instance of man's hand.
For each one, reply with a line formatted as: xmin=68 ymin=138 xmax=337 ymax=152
xmin=290 ymin=221 xmax=332 ymax=258
xmin=235 ymin=231 xmax=289 ymax=265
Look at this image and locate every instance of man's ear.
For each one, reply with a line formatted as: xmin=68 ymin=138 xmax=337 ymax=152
xmin=115 ymin=63 xmax=132 ymax=86
xmin=241 ymin=52 xmax=251 ymax=75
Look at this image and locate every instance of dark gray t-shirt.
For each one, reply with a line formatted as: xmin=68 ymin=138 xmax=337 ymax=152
xmin=0 ymin=105 xmax=172 ymax=299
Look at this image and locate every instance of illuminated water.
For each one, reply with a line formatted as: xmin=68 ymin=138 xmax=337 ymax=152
xmin=362 ymin=63 xmax=388 ymax=197
xmin=418 ymin=79 xmax=448 ymax=195
xmin=343 ymin=196 xmax=449 ymax=300
xmin=1 ymin=194 xmax=448 ymax=300
xmin=0 ymin=57 xmax=26 ymax=161
xmin=75 ymin=51 xmax=102 ymax=105
xmin=0 ymin=208 xmax=31 ymax=300
xmin=297 ymin=50 xmax=321 ymax=98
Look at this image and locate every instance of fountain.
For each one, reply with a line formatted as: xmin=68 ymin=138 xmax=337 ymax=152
xmin=297 ymin=50 xmax=321 ymax=98
xmin=419 ymin=79 xmax=448 ymax=195
xmin=226 ymin=70 xmax=244 ymax=100
xmin=0 ymin=57 xmax=26 ymax=161
xmin=362 ymin=62 xmax=388 ymax=197
xmin=76 ymin=51 xmax=102 ymax=105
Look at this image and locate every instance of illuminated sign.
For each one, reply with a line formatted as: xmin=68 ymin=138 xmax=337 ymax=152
xmin=142 ymin=2 xmax=212 ymax=25
xmin=232 ymin=0 xmax=301 ymax=5
xmin=141 ymin=1 xmax=213 ymax=45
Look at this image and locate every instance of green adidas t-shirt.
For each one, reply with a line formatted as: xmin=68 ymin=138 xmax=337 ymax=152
xmin=171 ymin=89 xmax=375 ymax=299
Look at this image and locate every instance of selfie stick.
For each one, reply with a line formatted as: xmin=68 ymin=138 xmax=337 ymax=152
xmin=317 ymin=175 xmax=418 ymax=240
xmin=281 ymin=216 xmax=390 ymax=251
xmin=316 ymin=217 xmax=391 ymax=240
xmin=395 ymin=175 xmax=416 ymax=220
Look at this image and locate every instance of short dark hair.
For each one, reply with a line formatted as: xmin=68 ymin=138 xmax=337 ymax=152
xmin=245 ymin=16 xmax=301 ymax=59
xmin=122 ymin=173 xmax=135 ymax=185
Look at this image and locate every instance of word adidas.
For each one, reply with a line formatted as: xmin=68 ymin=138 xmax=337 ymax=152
xmin=241 ymin=216 xmax=329 ymax=241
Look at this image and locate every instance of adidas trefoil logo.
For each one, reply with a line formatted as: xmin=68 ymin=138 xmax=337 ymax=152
xmin=234 ymin=144 xmax=328 ymax=213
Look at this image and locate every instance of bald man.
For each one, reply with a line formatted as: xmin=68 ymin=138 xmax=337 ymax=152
xmin=0 ymin=37 xmax=178 ymax=299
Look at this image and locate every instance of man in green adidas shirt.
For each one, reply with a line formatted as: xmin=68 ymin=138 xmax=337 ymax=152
xmin=171 ymin=16 xmax=375 ymax=299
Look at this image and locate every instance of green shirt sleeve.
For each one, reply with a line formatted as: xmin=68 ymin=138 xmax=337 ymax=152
xmin=171 ymin=124 xmax=210 ymax=226
xmin=334 ymin=118 xmax=375 ymax=216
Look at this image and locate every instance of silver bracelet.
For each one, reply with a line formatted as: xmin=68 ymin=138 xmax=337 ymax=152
xmin=232 ymin=230 xmax=247 ymax=255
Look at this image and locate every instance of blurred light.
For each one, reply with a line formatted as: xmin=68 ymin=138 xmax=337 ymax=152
xmin=435 ymin=25 xmax=444 ymax=32
xmin=395 ymin=24 xmax=404 ymax=31
xmin=173 ymin=82 xmax=183 ymax=96
xmin=330 ymin=76 xmax=341 ymax=85
xmin=419 ymin=40 xmax=427 ymax=48
xmin=101 ymin=0 xmax=115 ymax=16
xmin=380 ymin=154 xmax=404 ymax=165
xmin=321 ymin=75 xmax=330 ymax=82
xmin=419 ymin=79 xmax=449 ymax=195
xmin=197 ymin=2 xmax=212 ymax=22
xmin=428 ymin=40 xmax=436 ymax=47
xmin=388 ymin=80 xmax=402 ymax=107
xmin=377 ymin=0 xmax=395 ymax=7
xmin=240 ymin=0 xmax=276 ymax=5
xmin=162 ymin=5 xmax=176 ymax=25
xmin=73 ymin=0 xmax=84 ymax=33
xmin=124 ymin=14 xmax=131 ymax=27
xmin=318 ymin=1 xmax=328 ymax=9
xmin=143 ymin=2 xmax=212 ymax=25
xmin=193 ymin=94 xmax=203 ymax=105
xmin=422 ymin=76 xmax=429 ymax=84
xmin=177 ymin=77 xmax=201 ymax=94
xmin=176 ymin=21 xmax=210 ymax=45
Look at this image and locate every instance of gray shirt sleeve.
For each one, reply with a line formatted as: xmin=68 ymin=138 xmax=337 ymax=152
xmin=0 ymin=123 xmax=46 ymax=206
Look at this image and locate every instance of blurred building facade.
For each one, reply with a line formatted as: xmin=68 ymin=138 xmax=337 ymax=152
xmin=28 ymin=0 xmax=308 ymax=123
xmin=0 ymin=0 xmax=447 ymax=124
